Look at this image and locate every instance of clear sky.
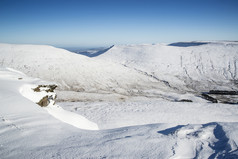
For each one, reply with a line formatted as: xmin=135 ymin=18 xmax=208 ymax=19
xmin=0 ymin=0 xmax=238 ymax=47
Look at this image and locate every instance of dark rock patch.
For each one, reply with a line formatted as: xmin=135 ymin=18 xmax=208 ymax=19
xmin=201 ymin=90 xmax=238 ymax=104
xmin=178 ymin=99 xmax=193 ymax=102
xmin=33 ymin=84 xmax=57 ymax=92
xmin=47 ymin=84 xmax=57 ymax=92
xmin=201 ymin=93 xmax=218 ymax=103
xmin=33 ymin=86 xmax=41 ymax=92
xmin=37 ymin=95 xmax=49 ymax=107
xmin=208 ymin=90 xmax=238 ymax=95
xmin=33 ymin=84 xmax=57 ymax=107
xmin=221 ymin=101 xmax=238 ymax=104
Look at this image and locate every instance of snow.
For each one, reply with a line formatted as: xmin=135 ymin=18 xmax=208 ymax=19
xmin=0 ymin=43 xmax=168 ymax=97
xmin=1 ymin=42 xmax=238 ymax=158
xmin=59 ymin=101 xmax=238 ymax=130
xmin=97 ymin=41 xmax=238 ymax=92
xmin=45 ymin=105 xmax=98 ymax=130
xmin=0 ymin=68 xmax=98 ymax=130
xmin=1 ymin=41 xmax=237 ymax=102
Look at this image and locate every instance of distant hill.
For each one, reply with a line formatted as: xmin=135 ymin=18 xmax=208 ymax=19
xmin=97 ymin=41 xmax=238 ymax=92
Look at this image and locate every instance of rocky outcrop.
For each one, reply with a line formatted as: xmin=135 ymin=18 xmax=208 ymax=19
xmin=33 ymin=84 xmax=57 ymax=93
xmin=201 ymin=90 xmax=238 ymax=104
xmin=178 ymin=99 xmax=193 ymax=102
xmin=201 ymin=93 xmax=218 ymax=103
xmin=37 ymin=95 xmax=50 ymax=107
xmin=208 ymin=90 xmax=238 ymax=95
xmin=33 ymin=85 xmax=57 ymax=107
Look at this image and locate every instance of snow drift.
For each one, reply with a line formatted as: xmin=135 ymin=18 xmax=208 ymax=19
xmin=0 ymin=67 xmax=98 ymax=130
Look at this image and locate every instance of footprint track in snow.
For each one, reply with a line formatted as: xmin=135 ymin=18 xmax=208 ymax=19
xmin=0 ymin=116 xmax=23 ymax=131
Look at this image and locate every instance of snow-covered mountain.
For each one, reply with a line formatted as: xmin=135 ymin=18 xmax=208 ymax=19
xmin=97 ymin=41 xmax=238 ymax=92
xmin=1 ymin=42 xmax=237 ymax=102
xmin=0 ymin=43 xmax=172 ymax=99
xmin=1 ymin=42 xmax=238 ymax=158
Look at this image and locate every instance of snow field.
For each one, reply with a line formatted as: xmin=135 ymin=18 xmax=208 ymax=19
xmin=1 ymin=41 xmax=238 ymax=158
xmin=97 ymin=42 xmax=238 ymax=92
xmin=1 ymin=67 xmax=238 ymax=158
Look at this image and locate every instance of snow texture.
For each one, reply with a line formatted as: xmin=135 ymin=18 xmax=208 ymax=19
xmin=97 ymin=41 xmax=238 ymax=92
xmin=1 ymin=42 xmax=238 ymax=158
xmin=0 ymin=43 xmax=169 ymax=97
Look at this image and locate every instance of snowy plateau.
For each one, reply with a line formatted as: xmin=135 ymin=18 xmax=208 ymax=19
xmin=0 ymin=41 xmax=238 ymax=158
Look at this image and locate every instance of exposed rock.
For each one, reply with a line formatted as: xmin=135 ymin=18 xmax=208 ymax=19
xmin=37 ymin=95 xmax=49 ymax=107
xmin=201 ymin=93 xmax=218 ymax=103
xmin=200 ymin=90 xmax=238 ymax=104
xmin=221 ymin=101 xmax=238 ymax=104
xmin=178 ymin=99 xmax=193 ymax=102
xmin=47 ymin=84 xmax=57 ymax=92
xmin=32 ymin=84 xmax=57 ymax=107
xmin=33 ymin=86 xmax=41 ymax=92
xmin=33 ymin=84 xmax=57 ymax=93
xmin=210 ymin=94 xmax=238 ymax=105
xmin=208 ymin=90 xmax=238 ymax=95
xmin=36 ymin=94 xmax=57 ymax=107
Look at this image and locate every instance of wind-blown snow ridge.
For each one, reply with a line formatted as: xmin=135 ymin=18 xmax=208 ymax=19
xmin=45 ymin=104 xmax=99 ymax=130
xmin=0 ymin=67 xmax=98 ymax=130
xmin=19 ymin=83 xmax=98 ymax=130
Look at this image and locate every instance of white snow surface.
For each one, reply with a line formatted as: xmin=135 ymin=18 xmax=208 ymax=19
xmin=0 ymin=68 xmax=98 ymax=131
xmin=59 ymin=101 xmax=238 ymax=130
xmin=1 ymin=42 xmax=238 ymax=158
xmin=1 ymin=68 xmax=238 ymax=158
xmin=0 ymin=43 xmax=169 ymax=96
xmin=1 ymin=42 xmax=238 ymax=102
xmin=97 ymin=41 xmax=238 ymax=92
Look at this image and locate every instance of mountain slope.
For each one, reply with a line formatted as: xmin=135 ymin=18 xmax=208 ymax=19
xmin=97 ymin=41 xmax=238 ymax=92
xmin=1 ymin=42 xmax=238 ymax=102
xmin=0 ymin=43 xmax=173 ymax=98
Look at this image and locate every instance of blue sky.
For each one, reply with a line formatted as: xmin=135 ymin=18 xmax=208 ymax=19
xmin=0 ymin=0 xmax=238 ymax=47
